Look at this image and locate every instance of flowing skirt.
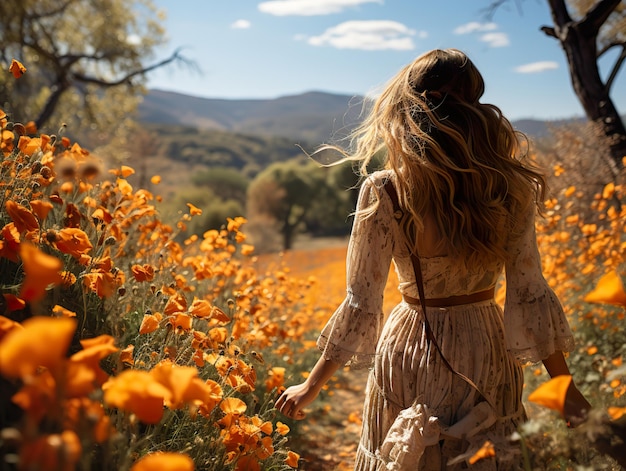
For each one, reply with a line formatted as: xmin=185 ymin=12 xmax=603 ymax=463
xmin=354 ymin=300 xmax=526 ymax=470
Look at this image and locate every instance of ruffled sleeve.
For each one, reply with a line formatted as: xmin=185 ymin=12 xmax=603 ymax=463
xmin=317 ymin=174 xmax=395 ymax=368
xmin=504 ymin=202 xmax=575 ymax=364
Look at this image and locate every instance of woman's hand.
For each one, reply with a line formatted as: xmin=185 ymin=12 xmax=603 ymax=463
xmin=275 ymin=381 xmax=320 ymax=420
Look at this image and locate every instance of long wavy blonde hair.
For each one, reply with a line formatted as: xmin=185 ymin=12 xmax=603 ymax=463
xmin=322 ymin=48 xmax=546 ymax=264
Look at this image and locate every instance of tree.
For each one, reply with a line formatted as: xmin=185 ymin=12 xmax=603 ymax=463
xmin=191 ymin=167 xmax=250 ymax=207
xmin=247 ymin=159 xmax=338 ymax=250
xmin=491 ymin=0 xmax=625 ymax=170
xmin=0 ymin=0 xmax=187 ymax=134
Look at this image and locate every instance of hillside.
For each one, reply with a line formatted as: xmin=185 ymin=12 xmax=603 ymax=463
xmin=135 ymin=89 xmax=599 ymax=199
xmin=138 ymin=89 xmax=364 ymax=144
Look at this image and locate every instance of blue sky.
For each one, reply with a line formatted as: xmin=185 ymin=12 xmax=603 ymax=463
xmin=147 ymin=0 xmax=625 ymax=121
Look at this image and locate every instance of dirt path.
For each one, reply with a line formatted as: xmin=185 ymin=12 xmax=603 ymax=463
xmin=291 ymin=369 xmax=369 ymax=471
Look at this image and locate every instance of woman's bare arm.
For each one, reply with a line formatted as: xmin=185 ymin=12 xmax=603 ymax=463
xmin=274 ymin=356 xmax=342 ymax=420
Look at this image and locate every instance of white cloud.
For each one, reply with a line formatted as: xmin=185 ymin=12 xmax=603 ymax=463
xmin=480 ymin=32 xmax=510 ymax=47
xmin=306 ymin=20 xmax=419 ymax=50
xmin=453 ymin=21 xmax=498 ymax=35
xmin=514 ymin=61 xmax=559 ymax=73
xmin=231 ymin=19 xmax=251 ymax=29
xmin=453 ymin=21 xmax=508 ymax=48
xmin=258 ymin=0 xmax=383 ymax=16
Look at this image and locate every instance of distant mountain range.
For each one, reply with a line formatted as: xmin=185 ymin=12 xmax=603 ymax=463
xmin=138 ymin=89 xmax=364 ymax=144
xmin=138 ymin=89 xmax=583 ymax=144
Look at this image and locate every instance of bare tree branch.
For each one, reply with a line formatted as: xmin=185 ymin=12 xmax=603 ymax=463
xmin=540 ymin=25 xmax=558 ymax=38
xmin=70 ymin=49 xmax=188 ymax=87
xmin=546 ymin=0 xmax=573 ymax=28
xmin=579 ymin=0 xmax=622 ymax=36
xmin=35 ymin=82 xmax=70 ymax=130
xmin=23 ymin=0 xmax=74 ymax=21
xmin=598 ymin=40 xmax=626 ymax=57
xmin=605 ymin=44 xmax=626 ymax=92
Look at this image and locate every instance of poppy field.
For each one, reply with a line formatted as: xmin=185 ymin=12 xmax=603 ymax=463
xmin=1 ymin=62 xmax=626 ymax=469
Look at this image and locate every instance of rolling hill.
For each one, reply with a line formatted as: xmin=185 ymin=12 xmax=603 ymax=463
xmin=138 ymin=89 xmax=365 ymax=144
xmin=137 ymin=89 xmax=590 ymax=144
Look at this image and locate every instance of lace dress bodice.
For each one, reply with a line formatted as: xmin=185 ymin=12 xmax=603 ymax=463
xmin=318 ymin=170 xmax=574 ymax=368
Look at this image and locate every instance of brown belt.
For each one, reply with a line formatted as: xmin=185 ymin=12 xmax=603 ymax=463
xmin=402 ymin=287 xmax=495 ymax=308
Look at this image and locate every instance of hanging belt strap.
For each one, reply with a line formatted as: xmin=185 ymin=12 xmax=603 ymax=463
xmin=383 ymin=179 xmax=497 ymax=412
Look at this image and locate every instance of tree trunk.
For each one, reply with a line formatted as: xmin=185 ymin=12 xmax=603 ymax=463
xmin=559 ymin=22 xmax=626 ymax=171
xmin=544 ymin=0 xmax=626 ymax=170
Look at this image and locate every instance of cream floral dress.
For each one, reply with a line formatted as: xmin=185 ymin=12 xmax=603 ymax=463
xmin=317 ymin=170 xmax=575 ymax=470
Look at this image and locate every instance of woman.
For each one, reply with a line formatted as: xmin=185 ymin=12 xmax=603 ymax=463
xmin=274 ymin=49 xmax=590 ymax=470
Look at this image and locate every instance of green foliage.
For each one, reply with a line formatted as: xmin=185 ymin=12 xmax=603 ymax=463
xmin=150 ymin=124 xmax=309 ymax=178
xmin=246 ymin=159 xmax=356 ymax=250
xmin=0 ymin=0 xmax=180 ymax=134
xmin=191 ymin=167 xmax=250 ymax=206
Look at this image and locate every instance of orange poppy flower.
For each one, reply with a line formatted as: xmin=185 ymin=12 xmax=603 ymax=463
xmin=210 ymin=305 xmax=231 ymax=323
xmin=139 ymin=312 xmax=163 ymax=334
xmin=82 ymin=271 xmax=117 ymax=298
xmin=275 ymin=422 xmax=290 ymax=436
xmin=30 ymin=200 xmax=54 ymax=222
xmin=584 ymin=271 xmax=626 ymax=308
xmin=91 ymin=206 xmax=113 ymax=223
xmin=64 ymin=361 xmax=100 ymax=398
xmin=468 ymin=440 xmax=496 ymax=465
xmin=188 ymin=298 xmax=212 ymax=318
xmin=130 ymin=452 xmax=194 ymax=471
xmin=103 ymin=370 xmax=170 ymax=424
xmin=240 ymin=244 xmax=255 ymax=256
xmin=131 ymin=264 xmax=155 ymax=282
xmin=19 ymin=242 xmax=64 ymax=302
xmin=52 ymin=304 xmax=76 ymax=317
xmin=528 ymin=375 xmax=573 ymax=416
xmin=285 ymin=451 xmax=300 ymax=468
xmin=0 ymin=315 xmax=23 ymax=342
xmin=3 ymin=293 xmax=26 ymax=312
xmin=64 ymin=203 xmax=83 ymax=228
xmin=608 ymin=406 xmax=626 ymax=421
xmin=0 ymin=316 xmax=76 ymax=378
xmin=54 ymin=227 xmax=93 ymax=257
xmin=18 ymin=136 xmax=47 ymax=157
xmin=187 ymin=203 xmax=202 ymax=216
xmin=196 ymin=379 xmax=223 ymax=415
xmin=0 ymin=108 xmax=7 ymax=128
xmin=164 ymin=292 xmax=187 ymax=315
xmin=120 ymin=344 xmax=135 ymax=366
xmin=9 ymin=59 xmax=26 ymax=78
xmin=71 ymin=335 xmax=118 ymax=384
xmin=220 ymin=397 xmax=247 ymax=416
xmin=19 ymin=431 xmax=81 ymax=471
xmin=24 ymin=121 xmax=37 ymax=134
xmin=234 ymin=455 xmax=260 ymax=471
xmin=171 ymin=313 xmax=192 ymax=331
xmin=12 ymin=369 xmax=57 ymax=422
xmin=151 ymin=362 xmax=199 ymax=408
xmin=265 ymin=367 xmax=286 ymax=392
xmin=0 ymin=223 xmax=21 ymax=261
xmin=5 ymin=200 xmax=39 ymax=233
